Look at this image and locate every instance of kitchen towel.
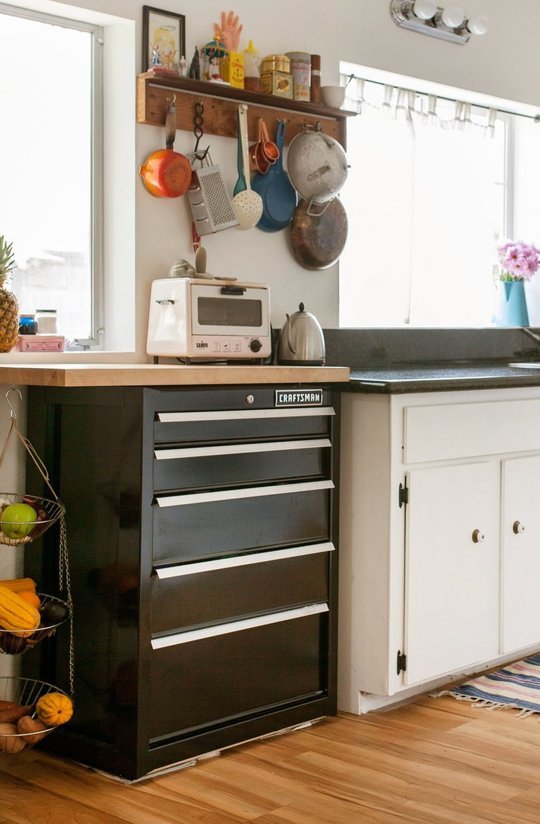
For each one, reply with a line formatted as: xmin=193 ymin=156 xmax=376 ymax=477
xmin=432 ymin=654 xmax=540 ymax=717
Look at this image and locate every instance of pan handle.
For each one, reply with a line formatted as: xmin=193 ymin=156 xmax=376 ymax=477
xmin=165 ymin=102 xmax=177 ymax=150
xmin=306 ymin=198 xmax=333 ymax=217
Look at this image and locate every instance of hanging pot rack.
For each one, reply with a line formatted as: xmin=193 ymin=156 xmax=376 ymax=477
xmin=136 ymin=72 xmax=356 ymax=149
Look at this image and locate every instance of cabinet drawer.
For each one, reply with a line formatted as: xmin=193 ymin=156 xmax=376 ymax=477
xmin=154 ymin=438 xmax=331 ymax=492
xmin=154 ymin=407 xmax=334 ymax=445
xmin=153 ymin=481 xmax=333 ymax=564
xmin=404 ymin=398 xmax=540 ymax=463
xmin=149 ymin=605 xmax=328 ymax=741
xmin=150 ymin=542 xmax=333 ymax=633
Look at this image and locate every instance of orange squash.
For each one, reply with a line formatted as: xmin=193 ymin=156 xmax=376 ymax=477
xmin=0 ymin=584 xmax=40 ymax=637
xmin=35 ymin=692 xmax=73 ymax=726
xmin=17 ymin=590 xmax=41 ymax=610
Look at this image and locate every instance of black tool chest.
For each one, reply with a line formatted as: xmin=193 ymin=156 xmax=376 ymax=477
xmin=23 ymin=384 xmax=340 ymax=781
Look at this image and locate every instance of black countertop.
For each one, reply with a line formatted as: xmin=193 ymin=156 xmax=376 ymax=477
xmin=323 ymin=328 xmax=540 ymax=393
xmin=347 ymin=363 xmax=540 ymax=393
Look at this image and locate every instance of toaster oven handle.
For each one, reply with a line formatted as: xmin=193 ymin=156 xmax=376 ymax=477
xmin=220 ymin=286 xmax=246 ymax=295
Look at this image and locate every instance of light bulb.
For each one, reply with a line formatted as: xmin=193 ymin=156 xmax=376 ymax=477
xmin=441 ymin=5 xmax=466 ymax=27
xmin=467 ymin=13 xmax=489 ymax=35
xmin=412 ymin=0 xmax=437 ymax=20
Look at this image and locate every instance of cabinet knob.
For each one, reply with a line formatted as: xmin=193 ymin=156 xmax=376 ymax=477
xmin=472 ymin=529 xmax=486 ymax=543
xmin=513 ymin=520 xmax=526 ymax=534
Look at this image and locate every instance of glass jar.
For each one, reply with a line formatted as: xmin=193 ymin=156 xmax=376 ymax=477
xmin=36 ymin=309 xmax=57 ymax=334
xmin=19 ymin=314 xmax=37 ymax=335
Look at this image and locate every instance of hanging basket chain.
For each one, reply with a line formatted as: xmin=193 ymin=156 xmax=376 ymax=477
xmin=1 ymin=388 xmax=74 ymax=697
xmin=59 ymin=514 xmax=75 ymax=698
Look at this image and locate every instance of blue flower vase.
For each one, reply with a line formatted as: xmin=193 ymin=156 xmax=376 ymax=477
xmin=495 ymin=280 xmax=529 ymax=326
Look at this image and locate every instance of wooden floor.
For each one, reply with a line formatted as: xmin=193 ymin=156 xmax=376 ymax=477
xmin=1 ymin=694 xmax=540 ymax=823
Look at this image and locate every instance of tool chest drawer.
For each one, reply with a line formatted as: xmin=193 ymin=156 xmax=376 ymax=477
xmin=153 ymin=406 xmax=335 ymax=446
xmin=150 ymin=542 xmax=333 ymax=633
xmin=149 ymin=605 xmax=328 ymax=741
xmin=153 ymin=437 xmax=331 ymax=492
xmin=152 ymin=480 xmax=333 ymax=564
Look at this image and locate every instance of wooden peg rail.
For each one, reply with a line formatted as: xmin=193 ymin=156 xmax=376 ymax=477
xmin=136 ymin=73 xmax=356 ymax=148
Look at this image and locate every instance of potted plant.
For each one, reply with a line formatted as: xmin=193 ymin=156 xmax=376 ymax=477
xmin=0 ymin=235 xmax=19 ymax=352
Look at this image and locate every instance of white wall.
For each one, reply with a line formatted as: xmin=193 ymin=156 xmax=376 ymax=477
xmin=5 ymin=0 xmax=540 ymax=353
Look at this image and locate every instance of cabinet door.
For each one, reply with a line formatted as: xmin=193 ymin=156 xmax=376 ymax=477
xmin=502 ymin=455 xmax=540 ymax=652
xmin=404 ymin=462 xmax=499 ymax=685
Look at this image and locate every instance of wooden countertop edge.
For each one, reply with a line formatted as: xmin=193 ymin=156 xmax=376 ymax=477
xmin=0 ymin=364 xmax=350 ymax=387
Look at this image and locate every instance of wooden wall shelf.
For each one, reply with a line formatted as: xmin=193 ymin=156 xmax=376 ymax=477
xmin=136 ymin=73 xmax=356 ymax=148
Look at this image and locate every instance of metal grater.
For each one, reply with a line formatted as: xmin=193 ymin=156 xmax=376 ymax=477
xmin=188 ymin=153 xmax=238 ymax=234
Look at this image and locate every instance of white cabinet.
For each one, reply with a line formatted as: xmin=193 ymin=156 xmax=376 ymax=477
xmin=501 ymin=455 xmax=540 ymax=652
xmin=338 ymin=386 xmax=540 ymax=714
xmin=404 ymin=463 xmax=499 ymax=685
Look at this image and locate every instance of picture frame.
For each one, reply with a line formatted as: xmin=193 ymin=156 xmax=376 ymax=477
xmin=142 ymin=6 xmax=186 ymax=72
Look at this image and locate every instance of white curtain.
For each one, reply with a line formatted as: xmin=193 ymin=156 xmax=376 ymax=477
xmin=339 ymin=80 xmax=500 ymax=328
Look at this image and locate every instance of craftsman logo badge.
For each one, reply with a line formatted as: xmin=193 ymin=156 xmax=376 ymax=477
xmin=274 ymin=389 xmax=323 ymax=407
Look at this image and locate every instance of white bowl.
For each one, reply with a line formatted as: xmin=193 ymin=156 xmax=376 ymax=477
xmin=321 ymin=85 xmax=345 ymax=109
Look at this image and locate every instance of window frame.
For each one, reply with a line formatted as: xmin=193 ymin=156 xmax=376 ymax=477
xmin=0 ymin=2 xmax=104 ymax=348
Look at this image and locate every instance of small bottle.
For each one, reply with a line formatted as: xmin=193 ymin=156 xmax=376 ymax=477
xmin=243 ymin=39 xmax=261 ymax=92
xmin=36 ymin=309 xmax=57 ymax=334
xmin=310 ymin=54 xmax=321 ymax=104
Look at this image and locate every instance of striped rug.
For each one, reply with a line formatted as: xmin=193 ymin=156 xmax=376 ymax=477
xmin=433 ymin=654 xmax=540 ymax=717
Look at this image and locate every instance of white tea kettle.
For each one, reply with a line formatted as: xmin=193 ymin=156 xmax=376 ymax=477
xmin=278 ymin=303 xmax=326 ymax=365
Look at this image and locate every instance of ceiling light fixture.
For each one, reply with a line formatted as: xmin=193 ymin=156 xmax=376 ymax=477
xmin=389 ymin=0 xmax=488 ymax=44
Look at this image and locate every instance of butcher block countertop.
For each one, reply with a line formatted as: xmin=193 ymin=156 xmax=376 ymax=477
xmin=0 ymin=363 xmax=350 ymax=387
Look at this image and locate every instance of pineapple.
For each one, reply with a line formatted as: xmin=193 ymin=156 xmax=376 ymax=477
xmin=0 ymin=235 xmax=19 ymax=352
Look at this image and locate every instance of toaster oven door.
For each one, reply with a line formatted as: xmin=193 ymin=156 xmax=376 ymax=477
xmin=191 ymin=284 xmax=269 ymax=335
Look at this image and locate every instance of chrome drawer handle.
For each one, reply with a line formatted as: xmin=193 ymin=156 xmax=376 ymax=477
xmin=151 ymin=603 xmax=329 ymax=649
xmin=155 ymin=479 xmax=334 ymax=508
xmin=154 ymin=541 xmax=335 ymax=579
xmin=154 ymin=437 xmax=331 ymax=460
xmin=157 ymin=407 xmax=335 ymax=423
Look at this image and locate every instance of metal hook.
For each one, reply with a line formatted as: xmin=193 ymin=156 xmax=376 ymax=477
xmin=5 ymin=386 xmax=22 ymax=419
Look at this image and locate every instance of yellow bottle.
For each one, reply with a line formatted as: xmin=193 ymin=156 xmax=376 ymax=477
xmin=243 ymin=39 xmax=261 ymax=92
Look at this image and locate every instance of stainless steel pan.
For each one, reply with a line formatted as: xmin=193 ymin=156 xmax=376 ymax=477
xmin=286 ymin=124 xmax=349 ymax=205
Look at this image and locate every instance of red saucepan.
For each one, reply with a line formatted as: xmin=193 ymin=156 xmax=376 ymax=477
xmin=139 ymin=103 xmax=192 ymax=198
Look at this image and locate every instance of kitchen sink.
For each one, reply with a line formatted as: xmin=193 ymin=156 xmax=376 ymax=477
xmin=508 ymin=362 xmax=540 ymax=369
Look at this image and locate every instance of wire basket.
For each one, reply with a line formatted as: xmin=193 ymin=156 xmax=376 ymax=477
xmin=0 ymin=493 xmax=65 ymax=547
xmin=0 ymin=676 xmax=71 ymax=753
xmin=0 ymin=594 xmax=70 ymax=655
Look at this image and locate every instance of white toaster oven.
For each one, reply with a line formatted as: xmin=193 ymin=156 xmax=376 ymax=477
xmin=147 ymin=277 xmax=272 ymax=361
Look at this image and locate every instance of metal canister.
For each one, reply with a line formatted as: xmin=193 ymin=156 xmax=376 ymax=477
xmin=285 ymin=52 xmax=311 ymax=102
xmin=261 ymin=54 xmax=291 ymax=73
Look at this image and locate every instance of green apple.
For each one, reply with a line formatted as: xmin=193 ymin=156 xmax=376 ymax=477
xmin=0 ymin=502 xmax=38 ymax=539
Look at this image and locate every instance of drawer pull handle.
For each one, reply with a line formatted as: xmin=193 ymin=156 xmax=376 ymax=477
xmin=472 ymin=529 xmax=486 ymax=544
xmin=513 ymin=520 xmax=526 ymax=534
xmin=157 ymin=407 xmax=335 ymax=423
xmin=155 ymin=479 xmax=334 ymax=508
xmin=151 ymin=602 xmax=329 ymax=649
xmin=154 ymin=541 xmax=335 ymax=578
xmin=155 ymin=438 xmax=331 ymax=460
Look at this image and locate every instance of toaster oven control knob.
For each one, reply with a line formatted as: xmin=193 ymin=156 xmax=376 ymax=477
xmin=250 ymin=338 xmax=263 ymax=353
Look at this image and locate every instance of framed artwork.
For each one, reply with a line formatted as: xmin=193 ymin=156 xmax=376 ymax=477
xmin=142 ymin=6 xmax=186 ymax=72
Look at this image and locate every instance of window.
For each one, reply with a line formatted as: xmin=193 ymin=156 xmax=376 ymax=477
xmin=339 ymin=66 xmax=540 ymax=328
xmin=0 ymin=5 xmax=102 ymax=346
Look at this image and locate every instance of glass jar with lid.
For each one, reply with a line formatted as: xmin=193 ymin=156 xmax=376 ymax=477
xmin=36 ymin=309 xmax=57 ymax=334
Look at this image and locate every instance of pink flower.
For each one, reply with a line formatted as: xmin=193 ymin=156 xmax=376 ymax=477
xmin=497 ymin=240 xmax=540 ymax=281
